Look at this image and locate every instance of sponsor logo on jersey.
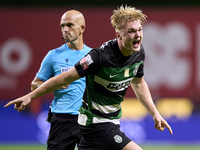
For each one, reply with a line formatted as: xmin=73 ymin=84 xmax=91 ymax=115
xmin=95 ymin=75 xmax=133 ymax=92
xmin=113 ymin=135 xmax=123 ymax=143
xmin=107 ymin=80 xmax=131 ymax=90
xmin=80 ymin=54 xmax=93 ymax=69
xmin=65 ymin=58 xmax=69 ymax=63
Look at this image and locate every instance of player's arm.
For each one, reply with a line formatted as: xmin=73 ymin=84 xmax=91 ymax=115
xmin=31 ymin=76 xmax=69 ymax=91
xmin=4 ymin=67 xmax=80 ymax=112
xmin=131 ymin=76 xmax=173 ymax=134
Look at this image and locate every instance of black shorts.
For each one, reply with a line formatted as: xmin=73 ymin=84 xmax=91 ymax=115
xmin=47 ymin=113 xmax=80 ymax=150
xmin=78 ymin=122 xmax=131 ymax=150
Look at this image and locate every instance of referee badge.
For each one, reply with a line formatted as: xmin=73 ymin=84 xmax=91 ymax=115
xmin=114 ymin=135 xmax=122 ymax=143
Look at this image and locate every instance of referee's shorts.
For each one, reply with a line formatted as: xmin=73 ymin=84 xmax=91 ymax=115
xmin=47 ymin=113 xmax=80 ymax=150
xmin=78 ymin=122 xmax=131 ymax=150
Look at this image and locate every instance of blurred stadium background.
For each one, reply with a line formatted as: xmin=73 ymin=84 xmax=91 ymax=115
xmin=0 ymin=0 xmax=200 ymax=149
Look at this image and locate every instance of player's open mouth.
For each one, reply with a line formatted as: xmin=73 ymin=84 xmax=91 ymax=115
xmin=133 ymin=40 xmax=140 ymax=47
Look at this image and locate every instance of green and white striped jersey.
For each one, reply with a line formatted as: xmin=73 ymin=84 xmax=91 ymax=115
xmin=75 ymin=39 xmax=145 ymax=126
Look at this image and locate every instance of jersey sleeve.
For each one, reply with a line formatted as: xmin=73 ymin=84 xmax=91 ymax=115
xmin=135 ymin=63 xmax=144 ymax=78
xmin=135 ymin=45 xmax=145 ymax=78
xmin=36 ymin=50 xmax=54 ymax=81
xmin=75 ymin=49 xmax=102 ymax=77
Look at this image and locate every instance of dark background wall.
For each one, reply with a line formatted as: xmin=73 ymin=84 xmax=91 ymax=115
xmin=0 ymin=0 xmax=199 ymax=7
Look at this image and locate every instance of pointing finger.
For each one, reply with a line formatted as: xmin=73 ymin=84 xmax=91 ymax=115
xmin=165 ymin=122 xmax=173 ymax=135
xmin=4 ymin=100 xmax=18 ymax=108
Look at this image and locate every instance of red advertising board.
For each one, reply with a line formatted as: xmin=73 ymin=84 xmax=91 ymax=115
xmin=0 ymin=7 xmax=199 ymax=100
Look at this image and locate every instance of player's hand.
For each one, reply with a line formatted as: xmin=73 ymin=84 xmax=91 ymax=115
xmin=4 ymin=96 xmax=32 ymax=112
xmin=153 ymin=114 xmax=173 ymax=135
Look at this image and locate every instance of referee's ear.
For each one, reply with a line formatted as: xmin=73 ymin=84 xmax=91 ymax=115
xmin=80 ymin=24 xmax=86 ymax=35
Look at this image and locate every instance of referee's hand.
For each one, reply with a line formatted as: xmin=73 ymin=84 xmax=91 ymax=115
xmin=4 ymin=96 xmax=31 ymax=112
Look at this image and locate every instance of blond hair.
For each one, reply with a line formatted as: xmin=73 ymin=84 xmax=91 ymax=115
xmin=111 ymin=5 xmax=147 ymax=31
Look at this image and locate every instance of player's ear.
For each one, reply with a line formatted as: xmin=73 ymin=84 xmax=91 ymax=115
xmin=116 ymin=32 xmax=122 ymax=40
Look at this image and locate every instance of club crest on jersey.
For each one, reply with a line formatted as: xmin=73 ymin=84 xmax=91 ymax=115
xmin=80 ymin=54 xmax=93 ymax=69
xmin=113 ymin=135 xmax=122 ymax=143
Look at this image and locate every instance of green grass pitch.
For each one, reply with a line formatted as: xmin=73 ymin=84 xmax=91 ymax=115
xmin=0 ymin=144 xmax=200 ymax=150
